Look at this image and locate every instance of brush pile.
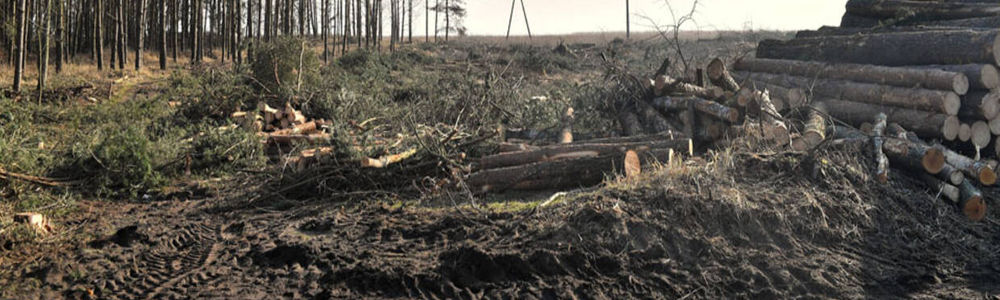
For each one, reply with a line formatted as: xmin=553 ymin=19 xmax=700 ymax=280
xmin=727 ymin=0 xmax=1000 ymax=221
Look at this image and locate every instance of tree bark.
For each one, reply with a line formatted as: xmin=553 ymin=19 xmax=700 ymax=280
xmin=734 ymin=57 xmax=970 ymax=95
xmin=474 ymin=139 xmax=690 ymax=171
xmin=757 ymin=29 xmax=1000 ymax=66
xmin=840 ymin=13 xmax=881 ymax=28
xmin=795 ymin=25 xmax=987 ymax=39
xmin=922 ymin=15 xmax=1000 ymax=28
xmin=958 ymin=179 xmax=987 ymax=221
xmin=820 ymin=99 xmax=961 ymax=141
xmin=136 ymin=0 xmax=145 ymax=70
xmin=885 ymin=123 xmax=995 ymax=185
xmin=846 ymin=0 xmax=1000 ymax=21
xmin=648 ymin=96 xmax=740 ymax=123
xmin=872 ymin=113 xmax=889 ymax=183
xmin=882 ymin=137 xmax=947 ymax=175
xmin=160 ymin=0 xmax=167 ymax=69
xmin=467 ymin=149 xmax=671 ymax=193
xmin=707 ymin=58 xmax=740 ymax=92
xmin=959 ymin=91 xmax=1000 ymax=120
xmin=792 ymin=103 xmax=826 ymax=151
xmin=736 ymin=71 xmax=961 ymax=115
xmin=13 ymin=0 xmax=27 ymax=92
xmin=918 ymin=173 xmax=961 ymax=207
xmin=907 ymin=64 xmax=1000 ymax=90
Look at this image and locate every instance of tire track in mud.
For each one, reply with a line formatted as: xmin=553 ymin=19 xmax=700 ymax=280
xmin=97 ymin=221 xmax=223 ymax=299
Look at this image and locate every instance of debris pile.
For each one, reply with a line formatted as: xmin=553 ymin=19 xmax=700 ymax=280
xmin=732 ymin=0 xmax=1000 ymax=220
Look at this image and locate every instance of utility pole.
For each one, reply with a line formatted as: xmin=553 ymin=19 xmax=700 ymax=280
xmin=626 ymin=0 xmax=630 ymax=39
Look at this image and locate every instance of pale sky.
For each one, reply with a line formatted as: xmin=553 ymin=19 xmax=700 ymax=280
xmin=457 ymin=0 xmax=846 ymax=36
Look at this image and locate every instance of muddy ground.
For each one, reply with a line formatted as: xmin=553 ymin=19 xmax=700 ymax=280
xmin=4 ymin=145 xmax=1000 ymax=299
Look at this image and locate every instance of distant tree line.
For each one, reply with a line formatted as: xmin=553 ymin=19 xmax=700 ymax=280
xmin=0 ymin=0 xmax=467 ymax=93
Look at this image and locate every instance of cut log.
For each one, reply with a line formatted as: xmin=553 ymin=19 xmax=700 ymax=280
xmin=467 ymin=149 xmax=670 ymax=193
xmin=908 ymin=64 xmax=1000 ymax=90
xmin=941 ymin=145 xmax=997 ymax=185
xmin=840 ymin=13 xmax=883 ymax=27
xmin=13 ymin=213 xmax=53 ymax=234
xmin=820 ymin=99 xmax=961 ymax=140
xmin=267 ymin=133 xmax=331 ymax=145
xmin=958 ymin=180 xmax=987 ymax=221
xmin=262 ymin=104 xmax=280 ymax=124
xmin=828 ymin=125 xmax=868 ymax=140
xmin=707 ymin=58 xmax=741 ymax=92
xmin=756 ymin=29 xmax=1000 ymax=66
xmin=560 ymin=107 xmax=574 ymax=144
xmin=959 ymin=123 xmax=973 ymax=142
xmin=498 ymin=142 xmax=540 ymax=153
xmin=872 ymin=113 xmax=889 ymax=183
xmin=972 ymin=121 xmax=992 ymax=150
xmin=845 ymin=0 xmax=1000 ymax=21
xmin=733 ymin=57 xmax=969 ymax=94
xmin=618 ymin=108 xmax=645 ymax=137
xmin=624 ymin=150 xmax=641 ymax=178
xmin=361 ymin=148 xmax=418 ymax=168
xmin=636 ymin=100 xmax=681 ymax=134
xmin=736 ymin=71 xmax=961 ymax=115
xmin=939 ymin=163 xmax=967 ymax=186
xmin=648 ymin=96 xmax=740 ymax=123
xmin=882 ymin=137 xmax=947 ymax=174
xmin=959 ymin=91 xmax=1000 ymax=120
xmin=923 ymin=15 xmax=1000 ymax=28
xmin=793 ymin=103 xmax=828 ymax=151
xmin=574 ymin=132 xmax=686 ymax=145
xmin=794 ymin=25 xmax=985 ymax=39
xmin=733 ymin=76 xmax=806 ymax=109
xmin=654 ymin=75 xmax=725 ymax=99
xmin=475 ymin=139 xmax=692 ymax=170
xmin=268 ymin=120 xmax=322 ymax=135
xmin=919 ymin=173 xmax=961 ymax=206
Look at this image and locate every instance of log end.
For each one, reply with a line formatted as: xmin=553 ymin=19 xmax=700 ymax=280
xmin=949 ymin=171 xmax=965 ymax=186
xmin=707 ymin=58 xmax=726 ymax=81
xmin=979 ymin=167 xmax=997 ymax=186
xmin=624 ymin=150 xmax=641 ymax=179
xmin=953 ymin=74 xmax=970 ymax=96
xmin=958 ymin=123 xmax=972 ymax=142
xmin=990 ymin=118 xmax=1000 ymax=135
xmin=945 ymin=92 xmax=962 ymax=116
xmin=984 ymin=93 xmax=1000 ymax=120
xmin=983 ymin=64 xmax=1000 ymax=90
xmin=993 ymin=34 xmax=1000 ymax=67
xmin=971 ymin=121 xmax=992 ymax=149
xmin=922 ymin=147 xmax=946 ymax=175
xmin=942 ymin=116 xmax=961 ymax=141
xmin=963 ymin=195 xmax=987 ymax=222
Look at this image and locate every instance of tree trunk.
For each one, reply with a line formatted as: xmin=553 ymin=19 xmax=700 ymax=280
xmin=846 ymin=0 xmax=1000 ymax=21
xmin=960 ymin=91 xmax=1000 ymax=120
xmin=467 ymin=149 xmax=671 ymax=193
xmin=172 ymin=0 xmax=178 ymax=61
xmin=907 ymin=64 xmax=1000 ymax=90
xmin=734 ymin=57 xmax=970 ymax=95
xmin=55 ymin=0 xmax=64 ymax=73
xmin=160 ymin=0 xmax=167 ymax=69
xmin=474 ymin=139 xmax=690 ymax=171
xmin=795 ymin=25 xmax=987 ymax=39
xmin=820 ymin=99 xmax=961 ymax=141
xmin=648 ymin=96 xmax=740 ymax=123
xmin=885 ymin=122 xmax=995 ymax=185
xmin=93 ymin=0 xmax=103 ymax=70
xmin=923 ymin=15 xmax=1000 ymax=28
xmin=793 ymin=103 xmax=827 ymax=151
xmin=706 ymin=58 xmax=740 ymax=92
xmin=38 ymin=0 xmax=53 ymax=100
xmin=13 ymin=0 xmax=27 ymax=92
xmin=918 ymin=173 xmax=961 ymax=208
xmin=757 ymin=30 xmax=1000 ymax=66
xmin=882 ymin=137 xmax=947 ymax=175
xmin=872 ymin=113 xmax=889 ymax=183
xmin=840 ymin=13 xmax=881 ymax=28
xmin=958 ymin=180 xmax=987 ymax=221
xmin=135 ymin=0 xmax=145 ymax=70
xmin=736 ymin=71 xmax=962 ymax=115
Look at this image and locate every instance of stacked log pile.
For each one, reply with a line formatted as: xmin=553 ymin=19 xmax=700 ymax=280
xmin=737 ymin=0 xmax=1000 ymax=221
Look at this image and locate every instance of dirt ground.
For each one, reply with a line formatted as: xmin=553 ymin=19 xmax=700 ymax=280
xmin=4 ymin=145 xmax=1000 ymax=299
xmin=5 ymin=33 xmax=1000 ymax=299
